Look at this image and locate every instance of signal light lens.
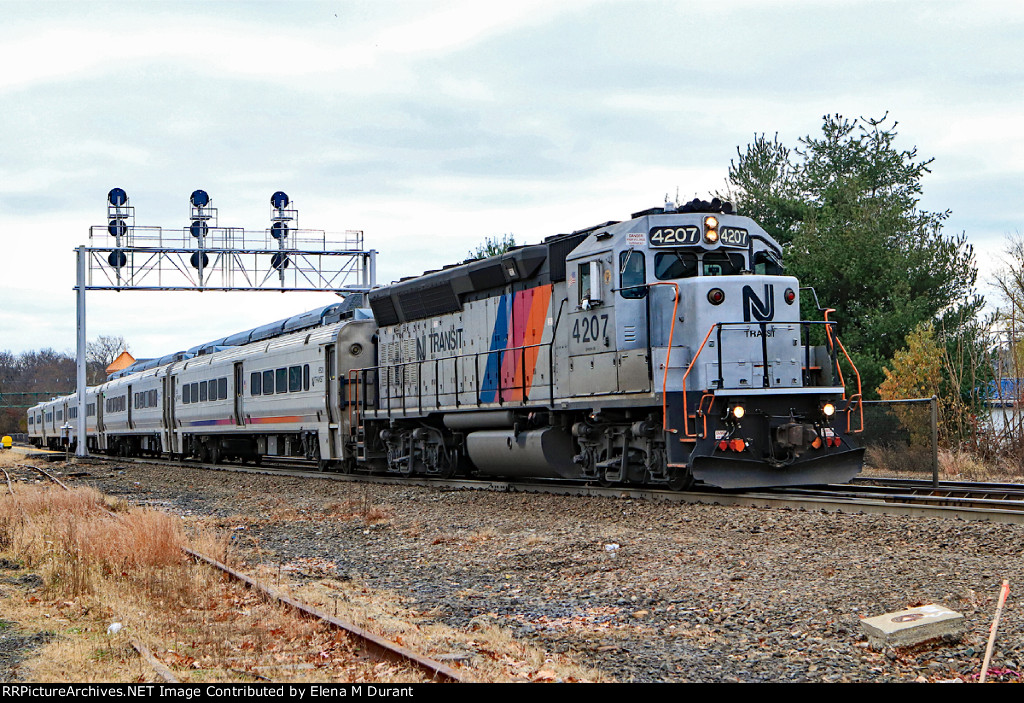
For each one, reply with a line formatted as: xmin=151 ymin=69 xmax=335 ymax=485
xmin=785 ymin=288 xmax=796 ymax=304
xmin=822 ymin=402 xmax=836 ymax=417
xmin=707 ymin=288 xmax=725 ymax=305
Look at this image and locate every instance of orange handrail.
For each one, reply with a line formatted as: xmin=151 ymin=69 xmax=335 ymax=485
xmin=679 ymin=324 xmax=718 ymax=437
xmin=822 ymin=309 xmax=864 ymax=433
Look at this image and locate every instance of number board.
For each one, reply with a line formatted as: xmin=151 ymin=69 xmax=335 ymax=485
xmin=720 ymin=227 xmax=749 ymax=247
xmin=648 ymin=226 xmax=700 ymax=246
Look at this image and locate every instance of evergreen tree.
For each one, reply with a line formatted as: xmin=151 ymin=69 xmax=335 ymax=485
xmin=727 ymin=114 xmax=982 ymax=397
xmin=469 ymin=233 xmax=517 ymax=260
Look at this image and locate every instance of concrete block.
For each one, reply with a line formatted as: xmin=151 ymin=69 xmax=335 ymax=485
xmin=860 ymin=604 xmax=966 ymax=649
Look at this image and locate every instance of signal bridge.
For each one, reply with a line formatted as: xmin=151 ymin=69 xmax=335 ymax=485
xmin=74 ymin=188 xmax=378 ymax=457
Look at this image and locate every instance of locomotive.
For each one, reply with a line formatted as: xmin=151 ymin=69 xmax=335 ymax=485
xmin=29 ymin=199 xmax=865 ymax=489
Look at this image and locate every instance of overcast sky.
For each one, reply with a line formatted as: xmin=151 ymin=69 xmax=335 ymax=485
xmin=1 ymin=0 xmax=1022 ymax=360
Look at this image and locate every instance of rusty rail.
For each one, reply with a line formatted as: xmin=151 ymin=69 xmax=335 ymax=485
xmin=130 ymin=638 xmax=180 ymax=683
xmin=183 ymin=548 xmax=464 ymax=683
xmin=17 ymin=463 xmax=69 ymax=491
xmin=16 ymin=462 xmax=462 ymax=682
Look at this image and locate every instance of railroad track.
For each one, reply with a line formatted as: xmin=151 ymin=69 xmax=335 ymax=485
xmin=6 ymin=458 xmax=464 ymax=683
xmin=24 ymin=450 xmax=1024 ymax=525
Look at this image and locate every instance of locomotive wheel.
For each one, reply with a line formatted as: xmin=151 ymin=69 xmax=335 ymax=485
xmin=667 ymin=468 xmax=694 ymax=491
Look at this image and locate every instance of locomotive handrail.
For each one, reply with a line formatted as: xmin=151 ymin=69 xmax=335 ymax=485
xmin=822 ymin=308 xmax=864 ymax=434
xmin=680 ymin=319 xmax=848 ymax=439
xmin=680 ymin=324 xmax=717 ymax=438
xmin=349 ymin=339 xmax=555 ymax=427
xmin=845 ymin=393 xmax=864 ymax=434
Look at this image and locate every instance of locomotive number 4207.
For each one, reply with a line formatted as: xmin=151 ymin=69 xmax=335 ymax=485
xmin=573 ymin=314 xmax=610 ymax=344
xmin=648 ymin=226 xmax=700 ymax=246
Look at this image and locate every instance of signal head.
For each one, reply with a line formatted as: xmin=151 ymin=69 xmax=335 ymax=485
xmin=190 ymin=190 xmax=210 ymax=208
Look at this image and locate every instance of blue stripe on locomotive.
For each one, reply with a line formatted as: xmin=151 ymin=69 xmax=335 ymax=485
xmin=479 ymin=293 xmax=511 ymax=404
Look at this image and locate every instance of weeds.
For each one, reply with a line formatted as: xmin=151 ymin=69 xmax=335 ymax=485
xmin=863 ymin=443 xmax=1024 ymax=481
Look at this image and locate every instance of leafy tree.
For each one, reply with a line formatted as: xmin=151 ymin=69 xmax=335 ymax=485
xmin=469 ymin=233 xmax=517 ymax=260
xmin=877 ymin=322 xmax=941 ymax=447
xmin=727 ymin=114 xmax=982 ymax=397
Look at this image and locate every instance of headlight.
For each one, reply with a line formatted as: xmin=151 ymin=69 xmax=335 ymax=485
xmin=822 ymin=402 xmax=836 ymax=417
xmin=704 ymin=215 xmax=719 ymax=243
xmin=730 ymin=405 xmax=745 ymax=420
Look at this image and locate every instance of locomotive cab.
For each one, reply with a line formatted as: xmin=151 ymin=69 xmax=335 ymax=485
xmin=578 ymin=201 xmax=865 ymax=488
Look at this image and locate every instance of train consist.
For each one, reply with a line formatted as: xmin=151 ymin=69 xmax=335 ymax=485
xmin=29 ymin=200 xmax=865 ymax=489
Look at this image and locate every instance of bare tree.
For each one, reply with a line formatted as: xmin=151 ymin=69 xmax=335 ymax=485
xmin=85 ymin=335 xmax=131 ymax=384
xmin=86 ymin=335 xmax=129 ymax=368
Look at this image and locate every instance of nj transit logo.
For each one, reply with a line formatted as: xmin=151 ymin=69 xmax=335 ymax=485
xmin=742 ymin=284 xmax=775 ymax=322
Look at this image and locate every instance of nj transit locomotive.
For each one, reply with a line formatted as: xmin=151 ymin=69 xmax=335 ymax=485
xmin=29 ymin=200 xmax=865 ymax=489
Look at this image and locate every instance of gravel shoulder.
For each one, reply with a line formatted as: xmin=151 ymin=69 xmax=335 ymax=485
xmin=75 ymin=460 xmax=1024 ymax=683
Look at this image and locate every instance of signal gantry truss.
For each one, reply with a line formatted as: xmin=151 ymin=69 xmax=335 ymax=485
xmin=88 ymin=192 xmax=375 ymax=292
xmin=73 ymin=189 xmax=378 ymax=457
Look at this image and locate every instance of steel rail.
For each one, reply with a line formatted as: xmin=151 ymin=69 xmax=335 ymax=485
xmin=182 ymin=548 xmax=464 ymax=683
xmin=15 ymin=456 xmax=463 ymax=682
xmin=69 ymin=453 xmax=1024 ymax=525
xmin=17 ymin=463 xmax=69 ymax=490
xmin=856 ymin=476 xmax=1024 ymax=494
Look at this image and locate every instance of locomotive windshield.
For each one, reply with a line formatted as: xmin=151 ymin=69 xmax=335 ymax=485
xmin=753 ymin=249 xmax=785 ymax=276
xmin=654 ymin=251 xmax=745 ymax=280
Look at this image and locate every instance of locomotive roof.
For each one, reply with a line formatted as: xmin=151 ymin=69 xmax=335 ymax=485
xmin=366 ymin=200 xmax=780 ymax=327
xmin=366 ymin=219 xmax=640 ymax=326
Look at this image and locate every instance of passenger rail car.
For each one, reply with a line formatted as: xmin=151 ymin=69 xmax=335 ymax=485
xmin=30 ymin=199 xmax=865 ymax=489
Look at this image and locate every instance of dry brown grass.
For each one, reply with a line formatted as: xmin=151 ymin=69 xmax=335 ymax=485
xmin=265 ymin=568 xmax=610 ymax=683
xmin=0 ymin=476 xmax=607 ymax=683
xmin=0 ymin=483 xmax=431 ymax=683
xmin=862 ymin=443 xmax=1024 ymax=483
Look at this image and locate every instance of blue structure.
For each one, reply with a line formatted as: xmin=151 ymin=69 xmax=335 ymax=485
xmin=986 ymin=378 xmax=1024 ymax=406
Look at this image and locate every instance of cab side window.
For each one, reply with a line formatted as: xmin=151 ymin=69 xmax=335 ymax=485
xmin=577 ymin=263 xmax=591 ymax=306
xmin=619 ymin=251 xmax=646 ymax=299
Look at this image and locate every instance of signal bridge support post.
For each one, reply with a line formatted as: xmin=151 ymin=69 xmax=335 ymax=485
xmin=76 ymin=246 xmax=87 ymax=458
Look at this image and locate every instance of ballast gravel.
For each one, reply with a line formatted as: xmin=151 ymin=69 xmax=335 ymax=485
xmin=79 ymin=462 xmax=1024 ymax=683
